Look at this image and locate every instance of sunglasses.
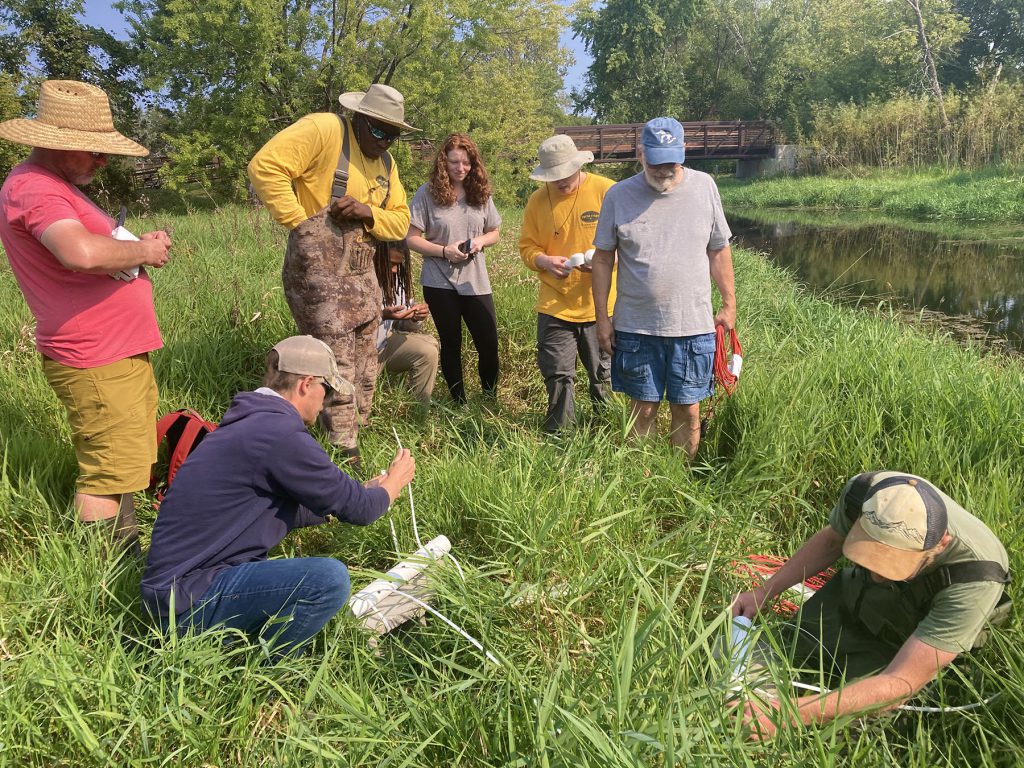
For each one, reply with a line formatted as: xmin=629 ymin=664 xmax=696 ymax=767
xmin=363 ymin=118 xmax=400 ymax=142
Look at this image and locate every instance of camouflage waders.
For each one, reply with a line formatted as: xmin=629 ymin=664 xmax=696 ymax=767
xmin=284 ymin=209 xmax=382 ymax=450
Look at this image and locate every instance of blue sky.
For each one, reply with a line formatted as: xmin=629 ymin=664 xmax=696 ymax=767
xmin=78 ymin=1 xmax=591 ymax=94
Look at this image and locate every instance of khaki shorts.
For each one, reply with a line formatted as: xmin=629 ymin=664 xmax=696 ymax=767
xmin=42 ymin=353 xmax=158 ymax=495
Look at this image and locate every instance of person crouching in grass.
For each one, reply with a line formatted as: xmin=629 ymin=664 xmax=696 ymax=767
xmin=142 ymin=336 xmax=415 ymax=660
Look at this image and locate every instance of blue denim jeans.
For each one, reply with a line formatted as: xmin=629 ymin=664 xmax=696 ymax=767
xmin=162 ymin=557 xmax=350 ymax=660
xmin=611 ymin=330 xmax=715 ymax=404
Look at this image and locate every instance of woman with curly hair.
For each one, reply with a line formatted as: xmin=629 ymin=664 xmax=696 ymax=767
xmin=407 ymin=133 xmax=501 ymax=404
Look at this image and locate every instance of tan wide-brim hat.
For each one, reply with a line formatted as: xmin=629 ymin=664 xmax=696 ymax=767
xmin=338 ymin=84 xmax=417 ymax=132
xmin=530 ymin=134 xmax=594 ymax=182
xmin=0 ymin=80 xmax=148 ymax=157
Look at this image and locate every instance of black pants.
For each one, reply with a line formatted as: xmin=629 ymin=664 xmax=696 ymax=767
xmin=422 ymin=287 xmax=499 ymax=402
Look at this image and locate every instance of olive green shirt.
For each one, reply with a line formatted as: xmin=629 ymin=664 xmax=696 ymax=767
xmin=829 ymin=472 xmax=1009 ymax=654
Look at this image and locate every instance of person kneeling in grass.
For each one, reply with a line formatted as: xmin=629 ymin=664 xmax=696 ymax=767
xmin=374 ymin=240 xmax=438 ymax=406
xmin=732 ymin=471 xmax=1009 ymax=739
xmin=141 ymin=336 xmax=415 ymax=660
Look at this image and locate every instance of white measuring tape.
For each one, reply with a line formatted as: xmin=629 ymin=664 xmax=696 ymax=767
xmin=727 ymin=617 xmax=999 ymax=713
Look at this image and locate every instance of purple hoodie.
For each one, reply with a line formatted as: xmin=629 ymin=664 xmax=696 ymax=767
xmin=141 ymin=391 xmax=389 ymax=618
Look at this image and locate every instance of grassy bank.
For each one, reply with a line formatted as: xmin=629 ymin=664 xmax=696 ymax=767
xmin=1 ymin=205 xmax=1023 ymax=766
xmin=718 ymin=166 xmax=1024 ymax=223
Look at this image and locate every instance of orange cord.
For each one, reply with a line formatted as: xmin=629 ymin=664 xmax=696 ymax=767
xmin=713 ymin=325 xmax=743 ymax=396
xmin=731 ymin=554 xmax=837 ymax=616
xmin=700 ymin=327 xmax=744 ymax=438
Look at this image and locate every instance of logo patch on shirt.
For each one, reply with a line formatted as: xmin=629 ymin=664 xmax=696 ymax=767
xmin=580 ymin=210 xmax=599 ymax=223
xmin=377 ymin=175 xmax=390 ymax=188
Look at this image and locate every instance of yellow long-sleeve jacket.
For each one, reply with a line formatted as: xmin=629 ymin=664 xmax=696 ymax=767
xmin=247 ymin=112 xmax=410 ymax=241
xmin=519 ymin=172 xmax=617 ymax=322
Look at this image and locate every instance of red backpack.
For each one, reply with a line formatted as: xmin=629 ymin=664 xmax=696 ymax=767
xmin=149 ymin=409 xmax=218 ymax=502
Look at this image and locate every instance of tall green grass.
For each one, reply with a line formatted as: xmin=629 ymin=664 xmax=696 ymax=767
xmin=0 ymin=205 xmax=1022 ymax=765
xmin=719 ymin=166 xmax=1024 ymax=223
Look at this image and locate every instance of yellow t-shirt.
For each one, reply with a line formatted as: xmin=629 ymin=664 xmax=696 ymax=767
xmin=246 ymin=112 xmax=410 ymax=242
xmin=519 ymin=172 xmax=617 ymax=323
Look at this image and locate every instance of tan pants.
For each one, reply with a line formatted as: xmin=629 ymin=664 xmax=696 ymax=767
xmin=283 ymin=209 xmax=381 ymax=450
xmin=378 ymin=331 xmax=439 ymax=404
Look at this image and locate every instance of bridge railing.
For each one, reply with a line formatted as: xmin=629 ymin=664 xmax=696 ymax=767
xmin=128 ymin=156 xmax=226 ymax=189
xmin=557 ymin=121 xmax=776 ymax=162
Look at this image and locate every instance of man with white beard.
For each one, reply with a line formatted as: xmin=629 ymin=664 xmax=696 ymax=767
xmin=590 ymin=117 xmax=736 ymax=459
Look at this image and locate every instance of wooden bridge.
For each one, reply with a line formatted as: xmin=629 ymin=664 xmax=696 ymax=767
xmin=555 ymin=121 xmax=776 ymax=163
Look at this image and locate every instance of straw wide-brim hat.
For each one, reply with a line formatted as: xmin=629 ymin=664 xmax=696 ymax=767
xmin=338 ymin=84 xmax=417 ymax=132
xmin=0 ymin=80 xmax=148 ymax=157
xmin=530 ymin=134 xmax=594 ymax=182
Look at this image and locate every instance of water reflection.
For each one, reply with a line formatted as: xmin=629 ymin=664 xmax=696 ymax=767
xmin=730 ymin=211 xmax=1024 ymax=351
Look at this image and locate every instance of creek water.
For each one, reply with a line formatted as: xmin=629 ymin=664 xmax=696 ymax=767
xmin=728 ymin=210 xmax=1024 ymax=353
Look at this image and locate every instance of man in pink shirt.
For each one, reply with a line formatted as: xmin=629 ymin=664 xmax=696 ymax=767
xmin=0 ymin=80 xmax=172 ymax=557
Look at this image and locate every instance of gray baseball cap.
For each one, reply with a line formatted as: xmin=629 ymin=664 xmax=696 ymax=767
xmin=271 ymin=336 xmax=353 ymax=395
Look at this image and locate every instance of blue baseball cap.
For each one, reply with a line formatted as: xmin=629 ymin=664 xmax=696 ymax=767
xmin=641 ymin=117 xmax=685 ymax=165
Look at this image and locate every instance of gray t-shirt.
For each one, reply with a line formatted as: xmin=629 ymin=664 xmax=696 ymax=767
xmin=593 ymin=169 xmax=731 ymax=337
xmin=411 ymin=183 xmax=502 ymax=296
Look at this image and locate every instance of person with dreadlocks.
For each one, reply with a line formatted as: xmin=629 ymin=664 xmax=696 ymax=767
xmin=374 ymin=240 xmax=438 ymax=405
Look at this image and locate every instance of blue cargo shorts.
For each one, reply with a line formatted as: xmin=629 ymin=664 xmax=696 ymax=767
xmin=611 ymin=330 xmax=715 ymax=404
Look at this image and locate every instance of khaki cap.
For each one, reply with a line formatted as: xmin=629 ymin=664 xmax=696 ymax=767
xmin=338 ymin=84 xmax=417 ymax=132
xmin=272 ymin=336 xmax=353 ymax=395
xmin=843 ymin=473 xmax=948 ymax=581
xmin=530 ymin=134 xmax=594 ymax=182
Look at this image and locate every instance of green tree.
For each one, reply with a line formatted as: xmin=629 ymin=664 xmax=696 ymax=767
xmin=572 ymin=0 xmax=704 ymax=122
xmin=0 ymin=0 xmax=145 ymax=180
xmin=118 ymin=0 xmax=567 ymax=200
xmin=0 ymin=73 xmax=29 ymax=175
xmin=943 ymin=0 xmax=1024 ymax=86
xmin=689 ymin=0 xmax=962 ymax=125
xmin=573 ymin=0 xmax=967 ymax=138
xmin=0 ymin=0 xmax=142 ymax=120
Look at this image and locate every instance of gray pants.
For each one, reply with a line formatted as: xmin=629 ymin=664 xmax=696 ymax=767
xmin=536 ymin=314 xmax=610 ymax=432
